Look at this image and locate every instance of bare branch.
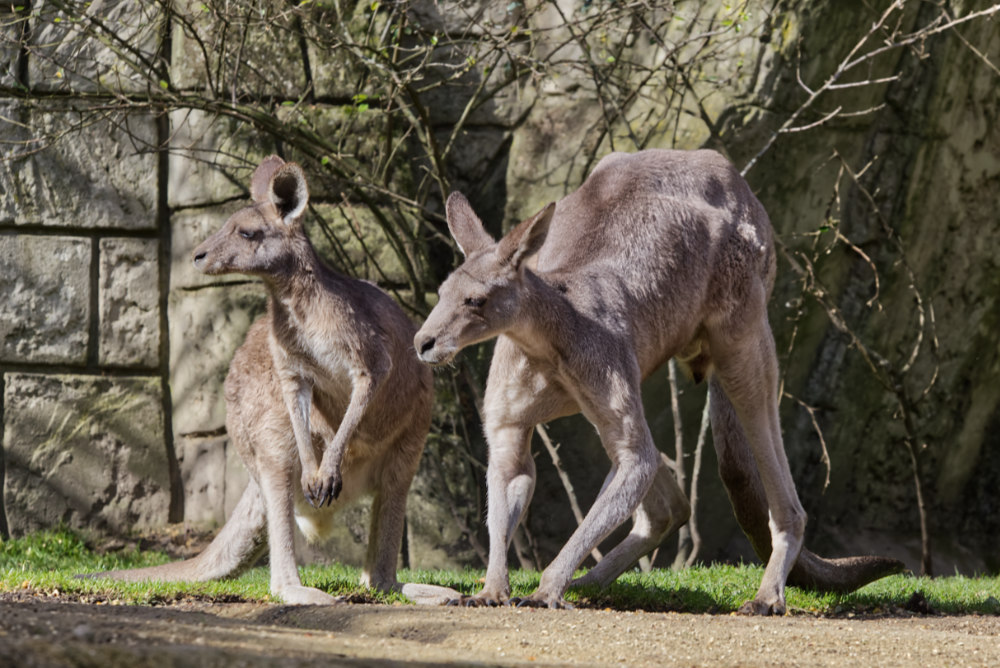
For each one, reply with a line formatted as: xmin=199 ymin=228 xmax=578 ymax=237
xmin=536 ymin=424 xmax=603 ymax=564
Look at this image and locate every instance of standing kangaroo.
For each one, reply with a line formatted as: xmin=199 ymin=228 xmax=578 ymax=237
xmin=415 ymin=149 xmax=902 ymax=614
xmin=91 ymin=156 xmax=456 ymax=605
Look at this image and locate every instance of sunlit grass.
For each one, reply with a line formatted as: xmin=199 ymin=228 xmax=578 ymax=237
xmin=3 ymin=529 xmax=998 ymax=614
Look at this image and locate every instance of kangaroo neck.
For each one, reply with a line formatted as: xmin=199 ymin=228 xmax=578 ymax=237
xmin=262 ymin=242 xmax=345 ymax=316
xmin=504 ymin=269 xmax=579 ymax=361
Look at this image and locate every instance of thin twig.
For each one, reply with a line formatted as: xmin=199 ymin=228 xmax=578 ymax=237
xmin=536 ymin=423 xmax=603 ymax=564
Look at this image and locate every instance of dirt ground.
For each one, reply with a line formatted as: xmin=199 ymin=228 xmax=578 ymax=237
xmin=1 ymin=594 xmax=998 ymax=667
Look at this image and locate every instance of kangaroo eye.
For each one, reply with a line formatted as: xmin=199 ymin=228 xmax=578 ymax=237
xmin=238 ymin=229 xmax=256 ymax=240
xmin=464 ymin=296 xmax=487 ymax=308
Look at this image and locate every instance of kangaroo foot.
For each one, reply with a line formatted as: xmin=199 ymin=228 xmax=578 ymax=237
xmin=445 ymin=592 xmax=509 ymax=607
xmin=737 ymin=596 xmax=786 ymax=616
xmin=510 ymin=593 xmax=574 ymax=610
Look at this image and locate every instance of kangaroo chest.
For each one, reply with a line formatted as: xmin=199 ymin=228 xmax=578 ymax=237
xmin=271 ymin=304 xmax=357 ymax=407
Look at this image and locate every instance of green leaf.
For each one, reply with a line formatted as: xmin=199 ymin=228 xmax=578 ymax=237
xmin=159 ymin=80 xmax=169 ymax=90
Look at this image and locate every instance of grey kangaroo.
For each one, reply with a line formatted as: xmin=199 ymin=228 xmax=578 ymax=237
xmin=91 ymin=156 xmax=456 ymax=605
xmin=414 ymin=149 xmax=902 ymax=614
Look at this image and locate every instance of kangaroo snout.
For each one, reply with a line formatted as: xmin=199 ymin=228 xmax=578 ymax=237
xmin=191 ymin=236 xmax=223 ymax=275
xmin=191 ymin=247 xmax=214 ymax=274
xmin=413 ymin=330 xmax=453 ymax=365
xmin=417 ymin=335 xmax=435 ymax=355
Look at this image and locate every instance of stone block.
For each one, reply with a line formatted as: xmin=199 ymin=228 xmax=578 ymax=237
xmin=0 ymin=108 xmax=158 ymax=230
xmin=408 ymin=0 xmax=519 ymax=36
xmin=405 ymin=484 xmax=479 ymax=571
xmin=273 ymin=105 xmax=390 ymax=201
xmin=168 ymin=284 xmax=267 ymax=437
xmin=170 ymin=0 xmax=306 ymax=98
xmin=0 ymin=235 xmax=90 ymax=364
xmin=177 ymin=430 xmax=249 ymax=529
xmin=27 ymin=1 xmax=163 ymax=94
xmin=305 ymin=203 xmax=411 ymax=287
xmin=176 ymin=435 xmax=227 ymax=528
xmin=0 ymin=104 xmax=21 ymax=224
xmin=3 ymin=373 xmax=169 ymax=536
xmin=167 ymin=108 xmax=277 ymax=208
xmin=1 ymin=7 xmax=25 ymax=89
xmin=99 ymin=238 xmax=160 ymax=368
xmin=404 ymin=441 xmax=482 ymax=571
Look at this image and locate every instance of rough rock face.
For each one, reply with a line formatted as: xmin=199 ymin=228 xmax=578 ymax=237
xmin=0 ymin=0 xmax=997 ymax=576
xmin=3 ymin=374 xmax=169 ymax=535
xmin=99 ymin=238 xmax=160 ymax=369
xmin=0 ymin=236 xmax=91 ymax=364
xmin=493 ymin=0 xmax=1000 ymax=574
xmin=761 ymin=1 xmax=1000 ymax=573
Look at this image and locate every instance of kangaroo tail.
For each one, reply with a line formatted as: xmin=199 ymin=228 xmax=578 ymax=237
xmin=81 ymin=478 xmax=267 ymax=583
xmin=708 ymin=378 xmax=904 ymax=592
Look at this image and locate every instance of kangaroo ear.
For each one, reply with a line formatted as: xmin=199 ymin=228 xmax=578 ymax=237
xmin=446 ymin=192 xmax=494 ymax=257
xmin=250 ymin=155 xmax=286 ymax=203
xmin=269 ymin=163 xmax=309 ymax=223
xmin=497 ymin=202 xmax=555 ymax=269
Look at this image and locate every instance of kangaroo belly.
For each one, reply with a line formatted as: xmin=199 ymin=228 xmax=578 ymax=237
xmin=292 ymin=453 xmax=375 ymax=544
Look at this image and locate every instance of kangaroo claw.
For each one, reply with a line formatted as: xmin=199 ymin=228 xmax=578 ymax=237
xmin=445 ymin=594 xmax=506 ymax=607
xmin=303 ymin=472 xmax=342 ymax=508
xmin=511 ymin=595 xmax=573 ymax=610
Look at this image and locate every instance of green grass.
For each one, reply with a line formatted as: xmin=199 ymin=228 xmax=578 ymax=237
xmin=3 ymin=529 xmax=999 ymax=615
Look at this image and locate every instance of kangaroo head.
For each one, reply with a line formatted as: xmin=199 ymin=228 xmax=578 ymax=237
xmin=415 ymin=192 xmax=555 ymax=365
xmin=192 ymin=155 xmax=310 ymax=277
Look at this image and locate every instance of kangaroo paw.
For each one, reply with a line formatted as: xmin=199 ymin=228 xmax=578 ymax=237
xmin=303 ymin=470 xmax=342 ymax=508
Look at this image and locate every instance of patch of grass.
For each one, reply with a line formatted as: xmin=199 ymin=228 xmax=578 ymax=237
xmin=0 ymin=528 xmax=269 ymax=605
xmin=569 ymin=565 xmax=1000 ymax=616
xmin=2 ymin=529 xmax=998 ymax=615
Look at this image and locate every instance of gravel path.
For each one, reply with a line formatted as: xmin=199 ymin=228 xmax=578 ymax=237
xmin=1 ymin=597 xmax=998 ymax=667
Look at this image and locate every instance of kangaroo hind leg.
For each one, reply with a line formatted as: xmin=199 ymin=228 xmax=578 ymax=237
xmin=521 ymin=387 xmax=659 ymax=609
xmin=570 ymin=453 xmax=690 ymax=590
xmin=258 ymin=458 xmax=338 ymax=605
xmin=709 ymin=315 xmax=806 ymax=615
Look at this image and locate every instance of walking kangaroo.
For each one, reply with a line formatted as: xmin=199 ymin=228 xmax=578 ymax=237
xmin=414 ymin=149 xmax=902 ymax=614
xmin=91 ymin=156 xmax=456 ymax=605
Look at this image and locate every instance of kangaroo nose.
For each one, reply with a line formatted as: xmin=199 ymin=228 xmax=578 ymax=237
xmin=193 ymin=251 xmax=207 ymax=265
xmin=418 ymin=336 xmax=436 ymax=356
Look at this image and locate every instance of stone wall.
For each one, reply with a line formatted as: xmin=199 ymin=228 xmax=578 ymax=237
xmin=1 ymin=2 xmax=264 ymax=538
